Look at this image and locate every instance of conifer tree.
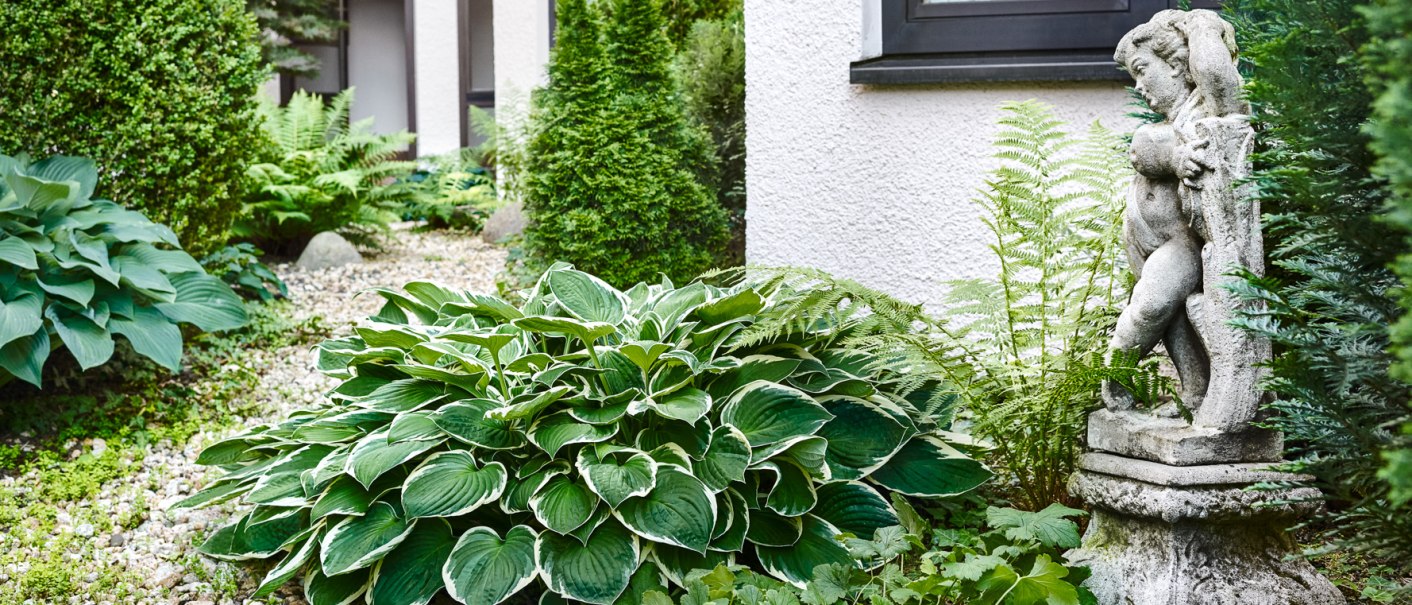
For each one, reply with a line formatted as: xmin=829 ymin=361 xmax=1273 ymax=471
xmin=522 ymin=0 xmax=728 ymax=287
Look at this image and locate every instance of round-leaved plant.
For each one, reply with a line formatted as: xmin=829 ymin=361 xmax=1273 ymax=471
xmin=182 ymin=265 xmax=991 ymax=605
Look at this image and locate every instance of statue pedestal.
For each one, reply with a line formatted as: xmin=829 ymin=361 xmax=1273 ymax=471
xmin=1087 ymin=408 xmax=1282 ymax=466
xmin=1068 ymin=453 xmax=1344 ymax=605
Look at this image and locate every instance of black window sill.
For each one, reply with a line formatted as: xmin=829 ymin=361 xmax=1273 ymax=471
xmin=850 ymin=52 xmax=1135 ymax=85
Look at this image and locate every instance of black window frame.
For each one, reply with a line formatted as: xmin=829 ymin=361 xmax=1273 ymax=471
xmin=850 ymin=0 xmax=1221 ymax=85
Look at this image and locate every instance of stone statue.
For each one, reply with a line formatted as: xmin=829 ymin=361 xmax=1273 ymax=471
xmin=1066 ymin=11 xmax=1344 ymax=604
xmin=1102 ymin=9 xmax=1269 ymax=436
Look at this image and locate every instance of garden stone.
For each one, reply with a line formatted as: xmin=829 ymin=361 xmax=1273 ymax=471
xmin=480 ymin=200 xmax=526 ymax=244
xmin=1072 ymin=11 xmax=1343 ymax=604
xmin=296 ymin=231 xmax=363 ymax=270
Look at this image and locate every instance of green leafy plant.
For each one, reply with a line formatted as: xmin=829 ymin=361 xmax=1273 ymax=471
xmin=522 ymin=0 xmax=730 ymax=288
xmin=0 ymin=0 xmax=267 ymax=255
xmin=201 ymin=243 xmax=288 ymax=303
xmin=181 ymin=264 xmax=991 ymax=604
xmin=403 ymin=151 xmax=501 ymax=231
xmin=247 ymin=0 xmax=346 ymax=77
xmin=235 ymin=89 xmax=417 ymax=255
xmin=734 ymin=101 xmax=1142 ymax=510
xmin=0 ymin=154 xmax=247 ymax=388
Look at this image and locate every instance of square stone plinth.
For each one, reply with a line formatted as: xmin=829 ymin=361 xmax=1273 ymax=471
xmin=1087 ymin=408 xmax=1282 ymax=466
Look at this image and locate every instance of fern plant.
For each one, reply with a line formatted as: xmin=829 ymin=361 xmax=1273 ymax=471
xmin=732 ymin=101 xmax=1142 ymax=510
xmin=235 ymin=89 xmax=417 ymax=255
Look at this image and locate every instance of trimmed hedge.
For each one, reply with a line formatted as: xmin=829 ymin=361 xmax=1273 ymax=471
xmin=0 ymin=0 xmax=269 ymax=255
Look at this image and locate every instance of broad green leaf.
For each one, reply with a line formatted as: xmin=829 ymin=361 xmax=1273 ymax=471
xmin=0 ymin=236 xmax=37 ymax=269
xmin=45 ymin=304 xmax=113 ymax=370
xmin=757 ymin=461 xmax=817 ymax=517
xmin=816 ymin=396 xmax=909 ymax=480
xmin=810 ymin=482 xmax=899 ymax=538
xmin=749 ymin=435 xmax=829 ymax=476
xmin=531 ymin=475 xmax=598 ymax=534
xmin=200 ymin=517 xmax=280 ymax=561
xmin=868 ymin=436 xmax=992 ymax=497
xmin=348 ymin=428 xmax=443 ymax=488
xmin=720 ymin=381 xmax=834 ymax=447
xmin=434 ymin=399 xmax=525 ymax=450
xmin=0 ymin=290 xmax=44 ymax=348
xmin=643 ymin=387 xmax=711 ymax=424
xmin=35 ymin=270 xmax=96 ymax=307
xmin=253 ymin=530 xmax=320 ymax=597
xmin=513 ymin=315 xmax=616 ymax=344
xmin=387 ymin=411 xmax=445 ymax=442
xmin=305 ymin=568 xmax=370 ymax=605
xmin=354 ymin=379 xmax=445 ymax=413
xmin=549 ymin=268 xmax=629 ymax=325
xmin=313 ymin=476 xmax=374 ymax=519
xmin=615 ymin=468 xmax=716 ymax=553
xmin=651 ymin=546 xmax=732 ymax=588
xmin=443 ymin=526 xmax=539 ymax=605
xmin=356 ymin=324 xmax=427 ymax=349
xmin=976 ymin=554 xmax=1080 ymax=605
xmin=754 ymin=516 xmax=852 ymax=588
xmin=402 ymin=451 xmax=508 ymax=518
xmin=696 ymin=425 xmax=750 ymax=492
xmin=528 ymin=411 xmax=617 ymax=457
xmin=109 ymin=305 xmax=182 ymax=372
xmin=617 ymin=560 xmax=673 ymax=605
xmin=155 ymin=271 xmax=248 ymax=331
xmin=985 ymin=503 xmax=1086 ymax=549
xmin=695 ymin=289 xmax=765 ymax=326
xmin=501 ymin=462 xmax=570 ymax=514
xmin=707 ymin=356 xmax=801 ymax=400
xmin=486 ymin=385 xmax=575 ymax=421
xmin=746 ymin=509 xmax=802 ymax=548
xmin=537 ymin=520 xmax=639 ymax=604
xmin=0 ymin=326 xmax=50 ymax=386
xmin=368 ymin=519 xmax=455 ymax=605
xmin=577 ymin=448 xmax=657 ymax=507
xmin=320 ymin=502 xmax=416 ymax=576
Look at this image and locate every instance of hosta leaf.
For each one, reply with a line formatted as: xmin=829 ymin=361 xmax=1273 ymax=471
xmin=619 ymin=340 xmax=674 ymax=372
xmin=369 ymin=519 xmax=455 ymax=605
xmin=869 ymin=436 xmax=992 ymax=497
xmin=720 ymin=381 xmax=833 ymax=447
xmin=313 ymin=476 xmax=375 ymax=519
xmin=756 ymin=461 xmax=817 ymax=517
xmin=696 ymin=425 xmax=750 ymax=492
xmin=109 ymin=305 xmax=182 ymax=372
xmin=0 ymin=326 xmax=50 ymax=387
xmin=513 ymin=315 xmax=616 ymax=344
xmin=200 ymin=517 xmax=278 ymax=561
xmin=254 ymin=530 xmax=320 ymax=597
xmin=305 ymin=567 xmax=370 ymax=605
xmin=356 ymin=323 xmax=428 ymax=350
xmin=245 ymin=509 xmax=308 ymax=553
xmin=0 ymin=236 xmax=37 ymax=270
xmin=577 ymin=448 xmax=657 ymax=507
xmin=810 ymin=482 xmax=898 ymax=538
xmin=749 ymin=435 xmax=828 ymax=476
xmin=528 ymin=411 xmax=617 ymax=457
xmin=433 ymin=399 xmax=524 ymax=450
xmin=706 ymin=356 xmax=801 ymax=400
xmin=531 ymin=475 xmax=598 ymax=534
xmin=246 ymin=472 xmax=306 ymax=506
xmin=651 ymin=545 xmax=732 ymax=588
xmin=348 ymin=428 xmax=443 ymax=488
xmin=746 ymin=509 xmax=802 ymax=548
xmin=321 ymin=502 xmax=416 ymax=576
xmin=501 ymin=461 xmax=570 ymax=514
xmin=388 ymin=411 xmax=445 ymax=442
xmin=754 ymin=515 xmax=852 ymax=588
xmin=712 ymin=488 xmax=750 ymax=552
xmin=443 ymin=526 xmax=539 ymax=605
xmin=0 ymin=289 xmax=43 ymax=346
xmin=695 ymin=289 xmax=765 ymax=326
xmin=537 ymin=520 xmax=639 ymax=604
xmin=616 ymin=468 xmax=716 ymax=553
xmin=45 ymin=305 xmax=113 ymax=370
xmin=403 ymin=451 xmax=507 ymax=518
xmin=816 ymin=396 xmax=909 ymax=480
xmin=568 ymin=393 xmax=634 ymax=424
xmin=549 ymin=268 xmax=629 ymax=325
xmin=354 ymin=379 xmax=445 ymax=413
xmin=155 ymin=271 xmax=247 ymax=331
xmin=616 ymin=561 xmax=672 ymax=605
xmin=35 ymin=270 xmax=96 ymax=307
xmin=394 ymin=363 xmax=486 ymax=393
xmin=642 ymin=387 xmax=711 ymax=424
xmin=486 ymin=385 xmax=575 ymax=421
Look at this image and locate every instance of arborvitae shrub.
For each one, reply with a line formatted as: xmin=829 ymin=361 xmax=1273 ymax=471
xmin=0 ymin=0 xmax=268 ymax=255
xmin=523 ymin=0 xmax=729 ymax=289
xmin=675 ymin=11 xmax=747 ymax=266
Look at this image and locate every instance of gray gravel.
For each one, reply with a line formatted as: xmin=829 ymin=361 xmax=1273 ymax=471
xmin=0 ymin=228 xmax=506 ymax=604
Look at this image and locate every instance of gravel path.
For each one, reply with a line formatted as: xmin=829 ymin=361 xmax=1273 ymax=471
xmin=0 ymin=229 xmax=506 ymax=605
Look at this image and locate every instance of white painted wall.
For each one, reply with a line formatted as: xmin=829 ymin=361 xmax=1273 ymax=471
xmin=347 ymin=0 xmax=409 ymax=135
xmin=746 ymin=0 xmax=1136 ymax=308
xmin=491 ymin=0 xmax=552 ymax=131
xmin=413 ymin=0 xmax=464 ymax=156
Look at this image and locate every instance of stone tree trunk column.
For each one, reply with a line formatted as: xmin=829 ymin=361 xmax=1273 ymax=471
xmin=1069 ymin=9 xmax=1343 ymax=604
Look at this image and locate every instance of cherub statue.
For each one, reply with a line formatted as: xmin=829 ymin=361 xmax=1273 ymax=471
xmin=1102 ymin=10 xmax=1268 ymax=433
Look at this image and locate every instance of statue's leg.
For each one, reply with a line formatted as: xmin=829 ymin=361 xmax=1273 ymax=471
xmin=1163 ymin=308 xmax=1209 ymax=414
xmin=1104 ymin=238 xmax=1202 ymax=409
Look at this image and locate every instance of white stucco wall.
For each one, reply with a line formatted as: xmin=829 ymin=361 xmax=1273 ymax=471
xmin=746 ymin=0 xmax=1136 ymax=309
xmin=347 ymin=0 xmax=409 ymax=135
xmin=491 ymin=0 xmax=552 ymax=130
xmin=413 ymin=0 xmax=464 ymax=156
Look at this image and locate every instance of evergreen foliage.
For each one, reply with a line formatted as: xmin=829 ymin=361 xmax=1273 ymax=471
xmin=247 ymin=0 xmax=346 ymax=77
xmin=729 ymin=102 xmax=1143 ymax=510
xmin=659 ymin=0 xmax=742 ymax=46
xmin=523 ymin=0 xmax=729 ymax=288
xmin=0 ymin=0 xmax=268 ymax=255
xmin=1223 ymin=0 xmax=1412 ymax=574
xmin=674 ymin=11 xmax=748 ymax=266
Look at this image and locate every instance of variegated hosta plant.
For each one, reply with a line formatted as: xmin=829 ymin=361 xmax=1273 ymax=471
xmin=181 ymin=265 xmax=991 ymax=605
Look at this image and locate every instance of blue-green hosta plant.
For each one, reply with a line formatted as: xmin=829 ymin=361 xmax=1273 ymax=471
xmin=0 ymin=154 xmax=248 ymax=388
xmin=181 ymin=265 xmax=991 ymax=605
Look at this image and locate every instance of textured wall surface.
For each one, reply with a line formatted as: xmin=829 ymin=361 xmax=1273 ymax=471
xmin=347 ymin=0 xmax=409 ymax=135
xmin=492 ymin=0 xmax=551 ymax=126
xmin=745 ymin=0 xmax=1136 ymax=308
xmin=413 ymin=0 xmax=463 ymax=156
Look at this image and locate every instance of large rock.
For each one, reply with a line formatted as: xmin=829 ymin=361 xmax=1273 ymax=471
xmin=297 ymin=231 xmax=363 ymax=270
xmin=481 ymin=200 xmax=526 ymax=244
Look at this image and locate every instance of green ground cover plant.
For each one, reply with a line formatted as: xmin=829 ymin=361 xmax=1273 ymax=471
xmin=235 ymin=89 xmax=418 ymax=255
xmin=0 ymin=0 xmax=267 ymax=255
xmin=202 ymin=243 xmax=290 ymax=303
xmin=523 ymin=0 xmax=730 ymax=288
xmin=0 ymin=154 xmax=248 ymax=388
xmin=403 ymin=151 xmax=501 ymax=232
xmin=181 ymin=264 xmax=991 ymax=604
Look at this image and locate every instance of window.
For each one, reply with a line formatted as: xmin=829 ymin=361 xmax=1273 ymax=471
xmin=850 ymin=0 xmax=1221 ymax=84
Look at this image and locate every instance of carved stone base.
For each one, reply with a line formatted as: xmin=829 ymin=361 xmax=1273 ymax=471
xmin=1068 ymin=453 xmax=1344 ymax=605
xmin=1088 ymin=408 xmax=1282 ymax=465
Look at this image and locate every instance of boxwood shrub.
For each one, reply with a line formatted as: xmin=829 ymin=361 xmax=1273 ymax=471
xmin=0 ymin=154 xmax=248 ymax=387
xmin=182 ymin=265 xmax=990 ymax=604
xmin=0 ymin=0 xmax=268 ymax=255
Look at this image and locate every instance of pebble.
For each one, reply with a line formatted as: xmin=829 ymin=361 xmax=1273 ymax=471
xmin=75 ymin=523 xmax=94 ymax=537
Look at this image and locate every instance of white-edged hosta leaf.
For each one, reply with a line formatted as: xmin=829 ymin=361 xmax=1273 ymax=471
xmin=388 ymin=411 xmax=445 ymax=442
xmin=548 ymin=268 xmax=629 ymax=325
xmin=712 ymin=488 xmax=750 ymax=552
xmin=531 ymin=475 xmax=598 ymax=534
xmin=816 ymin=396 xmax=909 ymax=480
xmin=304 ymin=567 xmax=370 ymax=605
xmin=486 ymin=385 xmax=575 ymax=421
xmin=199 ymin=517 xmax=280 ymax=561
xmin=433 ymin=399 xmax=524 ymax=450
xmin=750 ymin=435 xmax=829 ymax=477
xmin=576 ymin=448 xmax=656 ymax=508
xmin=746 ymin=508 xmax=802 ymax=548
xmin=254 ymin=529 xmax=320 ymax=597
xmin=706 ymin=355 xmax=801 ymax=400
xmin=501 ymin=461 xmax=570 ymax=514
xmin=868 ymin=436 xmax=992 ymax=497
xmin=642 ymin=387 xmax=710 ymax=424
xmin=348 ymin=428 xmax=443 ymax=488
xmin=312 ymin=476 xmax=374 ymax=519
xmin=512 ymin=316 xmax=616 ymax=344
xmin=810 ymin=482 xmax=899 ymax=538
xmin=320 ymin=502 xmax=416 ymax=576
xmin=650 ymin=545 xmax=732 ymax=588
xmin=537 ymin=520 xmax=639 ymax=605
xmin=402 ymin=451 xmax=507 ymax=518
xmin=443 ymin=525 xmax=539 ymax=605
xmin=719 ymin=381 xmax=833 ymax=447
xmin=694 ymin=289 xmax=765 ymax=326
xmin=615 ymin=468 xmax=716 ymax=553
xmin=754 ymin=515 xmax=852 ymax=588
xmin=757 ymin=461 xmax=817 ymax=517
xmin=696 ymin=425 xmax=751 ymax=493
xmin=354 ymin=379 xmax=445 ymax=413
xmin=527 ymin=411 xmax=617 ymax=457
xmin=368 ymin=519 xmax=455 ymax=605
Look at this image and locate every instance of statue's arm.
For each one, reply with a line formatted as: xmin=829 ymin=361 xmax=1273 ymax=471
xmin=1180 ymin=12 xmax=1246 ymax=117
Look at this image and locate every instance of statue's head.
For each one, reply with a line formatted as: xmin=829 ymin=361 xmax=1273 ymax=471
xmin=1115 ymin=10 xmax=1236 ymax=116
